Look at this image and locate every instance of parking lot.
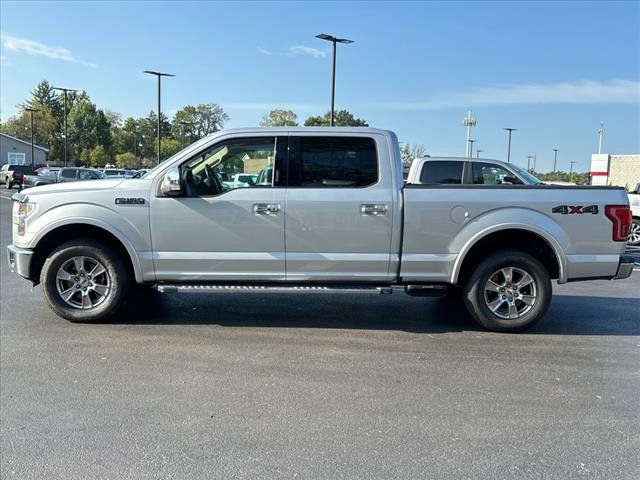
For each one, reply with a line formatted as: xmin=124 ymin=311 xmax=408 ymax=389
xmin=1 ymin=190 xmax=639 ymax=479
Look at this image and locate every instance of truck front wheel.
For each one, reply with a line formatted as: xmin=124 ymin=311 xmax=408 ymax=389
xmin=462 ymin=250 xmax=552 ymax=332
xmin=41 ymin=239 xmax=129 ymax=322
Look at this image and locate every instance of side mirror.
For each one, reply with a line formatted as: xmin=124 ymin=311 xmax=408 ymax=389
xmin=160 ymin=167 xmax=183 ymax=196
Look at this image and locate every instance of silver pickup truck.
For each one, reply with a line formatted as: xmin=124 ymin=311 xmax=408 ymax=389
xmin=7 ymin=128 xmax=634 ymax=332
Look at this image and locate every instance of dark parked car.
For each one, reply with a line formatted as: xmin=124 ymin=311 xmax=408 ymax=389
xmin=1 ymin=164 xmax=34 ymax=189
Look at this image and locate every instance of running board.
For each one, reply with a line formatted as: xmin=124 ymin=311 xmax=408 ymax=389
xmin=153 ymin=283 xmax=449 ymax=296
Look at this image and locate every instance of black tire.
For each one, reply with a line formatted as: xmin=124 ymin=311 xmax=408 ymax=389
xmin=628 ymin=218 xmax=640 ymax=246
xmin=462 ymin=250 xmax=552 ymax=333
xmin=5 ymin=180 xmax=12 ymax=189
xmin=41 ymin=238 xmax=130 ymax=322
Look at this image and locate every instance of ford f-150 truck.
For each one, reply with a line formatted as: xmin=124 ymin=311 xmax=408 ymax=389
xmin=6 ymin=128 xmax=635 ymax=332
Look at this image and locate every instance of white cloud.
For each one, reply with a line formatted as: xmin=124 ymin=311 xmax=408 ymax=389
xmin=288 ymin=45 xmax=326 ymax=58
xmin=257 ymin=45 xmax=327 ymax=58
xmin=0 ymin=31 xmax=96 ymax=67
xmin=373 ymin=79 xmax=640 ymax=110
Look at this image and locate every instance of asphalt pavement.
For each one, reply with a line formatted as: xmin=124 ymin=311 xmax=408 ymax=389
xmin=1 ymin=188 xmax=639 ymax=479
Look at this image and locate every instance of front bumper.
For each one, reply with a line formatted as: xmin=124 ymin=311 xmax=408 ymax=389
xmin=7 ymin=244 xmax=33 ymax=280
xmin=613 ymin=255 xmax=635 ymax=280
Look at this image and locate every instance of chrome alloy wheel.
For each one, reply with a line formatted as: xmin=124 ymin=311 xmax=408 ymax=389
xmin=55 ymin=256 xmax=111 ymax=310
xmin=483 ymin=267 xmax=537 ymax=320
xmin=628 ymin=221 xmax=640 ymax=245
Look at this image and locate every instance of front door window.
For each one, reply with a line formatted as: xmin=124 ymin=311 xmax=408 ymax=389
xmin=182 ymin=137 xmax=277 ymax=196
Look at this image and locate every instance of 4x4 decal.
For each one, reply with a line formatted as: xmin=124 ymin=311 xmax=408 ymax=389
xmin=552 ymin=205 xmax=598 ymax=215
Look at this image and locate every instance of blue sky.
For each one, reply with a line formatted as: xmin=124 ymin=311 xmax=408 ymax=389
xmin=1 ymin=0 xmax=639 ymax=172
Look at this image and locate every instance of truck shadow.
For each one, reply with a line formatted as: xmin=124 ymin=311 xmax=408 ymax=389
xmin=112 ymin=293 xmax=640 ymax=336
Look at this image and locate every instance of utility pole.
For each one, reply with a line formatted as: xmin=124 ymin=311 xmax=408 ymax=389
xmin=316 ymin=34 xmax=353 ymax=126
xmin=469 ymin=139 xmax=476 ymax=158
xmin=553 ymin=148 xmax=558 ymax=171
xmin=476 ymin=149 xmax=484 ymax=158
xmin=53 ymin=87 xmax=77 ymax=167
xmin=533 ymin=154 xmax=537 ymax=172
xmin=144 ymin=70 xmax=175 ymax=164
xmin=569 ymin=160 xmax=577 ymax=183
xmin=25 ymin=107 xmax=39 ymax=168
xmin=503 ymin=128 xmax=517 ymax=163
xmin=463 ymin=111 xmax=477 ymax=157
xmin=527 ymin=156 xmax=534 ymax=171
xmin=598 ymin=122 xmax=604 ymax=154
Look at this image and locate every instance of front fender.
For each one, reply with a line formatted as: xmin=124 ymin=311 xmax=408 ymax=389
xmin=450 ymin=207 xmax=569 ymax=284
xmin=24 ymin=203 xmax=152 ymax=283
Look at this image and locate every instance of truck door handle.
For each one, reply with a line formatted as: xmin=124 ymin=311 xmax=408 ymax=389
xmin=360 ymin=204 xmax=388 ymax=216
xmin=253 ymin=203 xmax=280 ymax=215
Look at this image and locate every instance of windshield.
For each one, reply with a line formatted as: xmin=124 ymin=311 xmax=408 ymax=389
xmin=510 ymin=164 xmax=544 ymax=185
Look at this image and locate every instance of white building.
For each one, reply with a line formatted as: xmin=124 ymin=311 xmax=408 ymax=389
xmin=590 ymin=153 xmax=640 ymax=190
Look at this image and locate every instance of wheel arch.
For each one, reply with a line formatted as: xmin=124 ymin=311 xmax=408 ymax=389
xmin=29 ymin=221 xmax=143 ymax=285
xmin=453 ymin=226 xmax=566 ymax=286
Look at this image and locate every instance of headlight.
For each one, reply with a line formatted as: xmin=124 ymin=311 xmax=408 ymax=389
xmin=18 ymin=202 xmax=34 ymax=216
xmin=14 ymin=202 xmax=35 ymax=236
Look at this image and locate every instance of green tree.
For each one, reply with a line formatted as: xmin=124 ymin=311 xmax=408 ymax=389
xmin=160 ymin=138 xmax=182 ymax=159
xmin=87 ymin=145 xmax=108 ymax=167
xmin=67 ymin=97 xmax=113 ymax=164
xmin=260 ymin=109 xmax=298 ymax=127
xmin=29 ymin=80 xmax=62 ymax=118
xmin=115 ymin=152 xmax=136 ymax=169
xmin=303 ymin=110 xmax=368 ymax=127
xmin=172 ymin=104 xmax=229 ymax=144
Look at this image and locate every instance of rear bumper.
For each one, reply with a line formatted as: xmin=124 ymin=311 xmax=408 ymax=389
xmin=614 ymin=255 xmax=635 ymax=280
xmin=6 ymin=244 xmax=33 ymax=280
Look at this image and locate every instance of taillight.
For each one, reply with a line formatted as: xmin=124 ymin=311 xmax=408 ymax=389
xmin=605 ymin=205 xmax=632 ymax=242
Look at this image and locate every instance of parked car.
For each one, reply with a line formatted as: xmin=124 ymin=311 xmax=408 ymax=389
xmin=1 ymin=164 xmax=34 ymax=189
xmin=232 ymin=173 xmax=258 ymax=188
xmin=407 ymin=157 xmax=544 ymax=185
xmin=102 ymin=168 xmax=127 ymax=178
xmin=7 ymin=127 xmax=634 ymax=332
xmin=35 ymin=167 xmax=61 ymax=177
xmin=628 ymin=182 xmax=640 ymax=246
xmin=22 ymin=167 xmax=104 ymax=188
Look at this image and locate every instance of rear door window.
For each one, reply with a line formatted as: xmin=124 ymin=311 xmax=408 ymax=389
xmin=472 ymin=162 xmax=522 ymax=185
xmin=60 ymin=169 xmax=76 ymax=179
xmin=419 ymin=161 xmax=463 ymax=184
xmin=288 ymin=136 xmax=378 ymax=187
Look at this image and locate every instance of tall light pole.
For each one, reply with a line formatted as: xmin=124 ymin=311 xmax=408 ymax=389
xmin=527 ymin=155 xmax=534 ymax=171
xmin=553 ymin=148 xmax=558 ymax=171
xmin=503 ymin=128 xmax=517 ymax=162
xmin=569 ymin=160 xmax=577 ymax=183
xmin=463 ymin=111 xmax=477 ymax=157
xmin=476 ymin=149 xmax=484 ymax=158
xmin=316 ymin=34 xmax=353 ymax=127
xmin=468 ymin=139 xmax=476 ymax=158
xmin=597 ymin=122 xmax=604 ymax=154
xmin=52 ymin=87 xmax=77 ymax=167
xmin=144 ymin=70 xmax=175 ymax=164
xmin=25 ymin=107 xmax=39 ymax=168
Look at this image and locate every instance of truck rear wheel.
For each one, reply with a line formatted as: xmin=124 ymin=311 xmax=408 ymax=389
xmin=462 ymin=250 xmax=551 ymax=332
xmin=41 ymin=239 xmax=129 ymax=322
